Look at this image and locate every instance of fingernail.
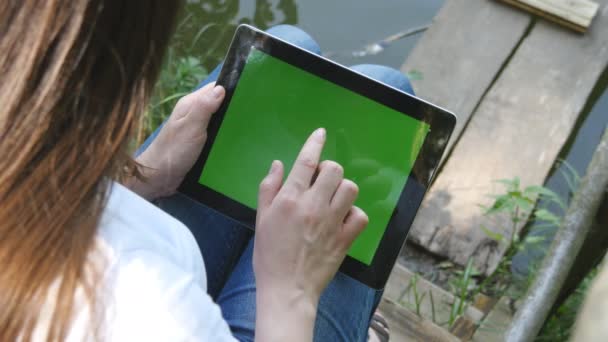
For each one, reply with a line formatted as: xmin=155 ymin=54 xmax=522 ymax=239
xmin=314 ymin=128 xmax=326 ymax=139
xmin=211 ymin=86 xmax=224 ymax=99
xmin=268 ymin=160 xmax=278 ymax=174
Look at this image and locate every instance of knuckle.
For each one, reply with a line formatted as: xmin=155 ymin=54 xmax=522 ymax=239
xmin=200 ymin=92 xmax=217 ymax=108
xmin=288 ymin=178 xmax=306 ymax=191
xmin=259 ymin=177 xmax=273 ymax=191
xmin=342 ymin=179 xmax=359 ymax=195
xmin=191 ymin=93 xmax=212 ymax=111
xmin=302 ymin=211 xmax=321 ymax=226
xmin=326 ymin=161 xmax=344 ymax=177
xmin=354 ymin=209 xmax=369 ymax=226
xmin=297 ymin=156 xmax=317 ymax=170
xmin=277 ymin=192 xmax=297 ymax=209
xmin=175 ymin=94 xmax=194 ymax=109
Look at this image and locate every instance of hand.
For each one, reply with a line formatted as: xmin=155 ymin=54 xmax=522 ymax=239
xmin=127 ymin=83 xmax=225 ymax=200
xmin=253 ymin=128 xmax=369 ymax=342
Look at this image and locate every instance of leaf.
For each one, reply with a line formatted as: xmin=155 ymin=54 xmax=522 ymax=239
xmin=485 ymin=195 xmax=513 ymax=215
xmin=523 ymin=185 xmax=548 ymax=196
xmin=514 ymin=196 xmax=534 ymax=212
xmin=558 ymin=160 xmax=581 ymax=193
xmin=524 ymin=235 xmax=546 ymax=245
xmin=481 ymin=225 xmax=504 ymax=242
xmin=406 ymin=69 xmax=423 ymax=80
xmin=525 ymin=185 xmax=560 ymax=200
xmin=437 ymin=261 xmax=455 ymax=269
xmin=512 ymin=177 xmax=521 ymax=190
xmin=534 ymin=209 xmax=561 ymax=226
xmin=512 ymin=233 xmax=520 ymax=245
xmin=525 ymin=185 xmax=567 ymax=210
xmin=496 ymin=178 xmax=518 ymax=191
xmin=477 ymin=204 xmax=490 ymax=212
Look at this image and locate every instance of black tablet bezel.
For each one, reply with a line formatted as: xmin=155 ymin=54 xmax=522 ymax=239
xmin=179 ymin=24 xmax=456 ymax=289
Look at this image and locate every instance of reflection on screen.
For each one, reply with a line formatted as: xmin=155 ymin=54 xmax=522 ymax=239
xmin=199 ymin=48 xmax=429 ymax=265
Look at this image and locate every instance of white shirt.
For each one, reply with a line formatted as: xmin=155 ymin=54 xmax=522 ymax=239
xmin=39 ymin=183 xmax=239 ymax=341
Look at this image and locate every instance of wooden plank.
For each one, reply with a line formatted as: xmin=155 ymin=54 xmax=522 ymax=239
xmin=378 ymin=298 xmax=461 ymax=342
xmin=450 ymin=316 xmax=477 ymax=341
xmin=472 ymin=297 xmax=514 ymax=342
xmin=472 ymin=293 xmax=498 ymax=315
xmin=409 ymin=0 xmax=608 ymax=274
xmin=401 ymin=0 xmax=531 ymax=158
xmin=498 ymin=0 xmax=599 ymax=32
xmin=384 ymin=264 xmax=484 ymax=326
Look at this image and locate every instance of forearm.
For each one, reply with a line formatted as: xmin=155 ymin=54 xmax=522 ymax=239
xmin=255 ymin=288 xmax=318 ymax=342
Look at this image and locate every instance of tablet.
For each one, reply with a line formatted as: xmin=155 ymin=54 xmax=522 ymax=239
xmin=179 ymin=24 xmax=456 ymax=289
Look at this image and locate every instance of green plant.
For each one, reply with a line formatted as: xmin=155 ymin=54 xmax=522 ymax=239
xmin=137 ymin=12 xmax=214 ymax=144
xmin=139 ymin=54 xmax=208 ymax=143
xmin=411 ymin=274 xmax=427 ymax=317
xmin=477 ymin=177 xmax=565 ymax=297
xmin=429 ymin=290 xmax=437 ymax=324
xmin=448 ymin=258 xmax=477 ymax=327
xmin=398 ymin=273 xmax=428 ymax=318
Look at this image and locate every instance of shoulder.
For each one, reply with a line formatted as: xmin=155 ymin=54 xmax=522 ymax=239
xmin=98 ymin=182 xmax=205 ymax=284
xmin=103 ymin=250 xmax=236 ymax=342
xmin=92 ymin=183 xmax=236 ymax=341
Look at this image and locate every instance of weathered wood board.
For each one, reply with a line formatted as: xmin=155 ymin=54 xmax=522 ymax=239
xmin=408 ymin=0 xmax=608 ymax=274
xmin=378 ymin=298 xmax=460 ymax=342
xmin=450 ymin=316 xmax=477 ymax=340
xmin=472 ymin=297 xmax=514 ymax=342
xmin=498 ymin=0 xmax=599 ymax=32
xmin=401 ymin=0 xmax=531 ymax=157
xmin=384 ymin=263 xmax=483 ymax=327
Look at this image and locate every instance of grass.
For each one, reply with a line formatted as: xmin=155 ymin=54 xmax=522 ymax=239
xmin=138 ymin=53 xmax=208 ymax=145
xmin=448 ymin=258 xmax=477 ymax=327
xmin=138 ymin=14 xmax=212 ymax=145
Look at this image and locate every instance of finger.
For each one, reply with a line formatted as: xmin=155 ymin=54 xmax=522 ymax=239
xmin=258 ymin=160 xmax=284 ymax=210
xmin=171 ymin=82 xmax=215 ymax=120
xmin=341 ymin=206 xmax=369 ymax=246
xmin=331 ymin=179 xmax=359 ymax=219
xmin=284 ymin=128 xmax=326 ymax=192
xmin=311 ymin=160 xmax=344 ymax=202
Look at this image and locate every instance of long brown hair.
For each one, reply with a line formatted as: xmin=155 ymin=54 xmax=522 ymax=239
xmin=0 ymin=1 xmax=181 ymax=340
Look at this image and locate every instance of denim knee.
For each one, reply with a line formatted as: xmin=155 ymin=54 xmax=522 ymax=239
xmin=350 ymin=64 xmax=415 ymax=96
xmin=266 ymin=24 xmax=321 ymax=55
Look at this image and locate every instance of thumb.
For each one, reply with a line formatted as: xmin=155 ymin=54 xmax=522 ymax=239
xmin=258 ymin=160 xmax=284 ymax=210
xmin=172 ymin=82 xmax=225 ymax=124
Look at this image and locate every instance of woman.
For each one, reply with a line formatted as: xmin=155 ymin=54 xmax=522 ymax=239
xmin=0 ymin=1 xmax=413 ymax=341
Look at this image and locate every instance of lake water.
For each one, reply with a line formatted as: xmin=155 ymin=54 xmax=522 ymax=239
xmin=176 ymin=0 xmax=444 ymax=70
xmin=174 ymin=0 xmax=608 ymax=272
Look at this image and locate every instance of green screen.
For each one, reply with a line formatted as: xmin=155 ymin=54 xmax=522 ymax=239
xmin=199 ymin=48 xmax=429 ymax=265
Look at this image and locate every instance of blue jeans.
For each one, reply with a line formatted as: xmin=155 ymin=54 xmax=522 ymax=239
xmin=138 ymin=25 xmax=414 ymax=342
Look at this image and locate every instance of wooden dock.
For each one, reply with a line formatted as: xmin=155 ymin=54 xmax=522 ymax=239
xmin=400 ymin=0 xmax=608 ymax=275
xmin=380 ymin=0 xmax=608 ymax=339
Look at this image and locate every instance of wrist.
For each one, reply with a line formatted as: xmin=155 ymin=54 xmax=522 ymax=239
xmin=122 ymin=167 xmax=162 ymax=201
xmin=124 ymin=152 xmax=171 ymax=201
xmin=255 ymin=286 xmax=319 ymax=341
